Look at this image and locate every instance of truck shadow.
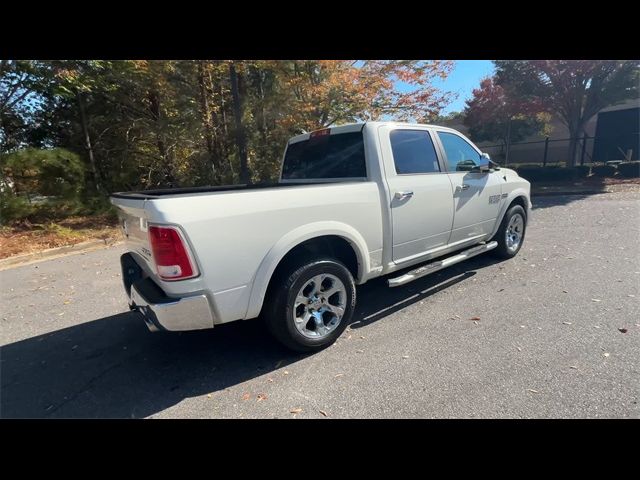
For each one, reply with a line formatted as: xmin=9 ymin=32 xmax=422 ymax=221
xmin=1 ymin=255 xmax=499 ymax=419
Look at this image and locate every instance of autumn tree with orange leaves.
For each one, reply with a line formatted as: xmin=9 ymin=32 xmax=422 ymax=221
xmin=463 ymin=76 xmax=550 ymax=164
xmin=1 ymin=60 xmax=455 ymax=220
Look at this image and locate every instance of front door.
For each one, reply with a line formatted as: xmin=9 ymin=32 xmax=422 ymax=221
xmin=435 ymin=131 xmax=503 ymax=245
xmin=382 ymin=127 xmax=455 ymax=264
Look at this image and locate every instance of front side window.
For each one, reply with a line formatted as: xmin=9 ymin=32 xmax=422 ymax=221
xmin=437 ymin=131 xmax=482 ymax=172
xmin=282 ymin=131 xmax=366 ymax=179
xmin=390 ymin=130 xmax=440 ymax=174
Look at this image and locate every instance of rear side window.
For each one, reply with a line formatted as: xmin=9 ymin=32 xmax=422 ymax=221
xmin=282 ymin=131 xmax=366 ymax=179
xmin=390 ymin=130 xmax=440 ymax=174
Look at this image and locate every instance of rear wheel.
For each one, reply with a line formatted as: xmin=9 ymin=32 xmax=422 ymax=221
xmin=264 ymin=258 xmax=356 ymax=352
xmin=492 ymin=204 xmax=527 ymax=259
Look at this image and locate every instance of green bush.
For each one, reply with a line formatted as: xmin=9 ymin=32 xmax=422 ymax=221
xmin=516 ymin=166 xmax=575 ymax=182
xmin=573 ymin=165 xmax=591 ymax=178
xmin=508 ymin=163 xmax=546 ymax=170
xmin=592 ymin=164 xmax=617 ymax=178
xmin=617 ymin=161 xmax=640 ymax=178
xmin=0 ymin=148 xmax=93 ymax=223
xmin=0 ymin=148 xmax=85 ymax=199
xmin=0 ymin=193 xmax=35 ymax=224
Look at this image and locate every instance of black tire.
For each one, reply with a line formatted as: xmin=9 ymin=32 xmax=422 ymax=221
xmin=491 ymin=204 xmax=527 ymax=259
xmin=264 ymin=258 xmax=356 ymax=352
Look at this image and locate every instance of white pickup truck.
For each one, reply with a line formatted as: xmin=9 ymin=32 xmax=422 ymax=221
xmin=111 ymin=122 xmax=531 ymax=351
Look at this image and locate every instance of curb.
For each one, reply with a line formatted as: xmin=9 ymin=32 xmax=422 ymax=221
xmin=0 ymin=238 xmax=123 ymax=271
xmin=531 ymin=190 xmax=607 ymax=197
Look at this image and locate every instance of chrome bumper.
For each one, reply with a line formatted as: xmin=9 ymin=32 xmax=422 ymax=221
xmin=129 ymin=282 xmax=214 ymax=332
xmin=122 ymin=253 xmax=214 ymax=332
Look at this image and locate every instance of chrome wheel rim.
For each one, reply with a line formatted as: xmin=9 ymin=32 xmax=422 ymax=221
xmin=505 ymin=213 xmax=524 ymax=252
xmin=293 ymin=273 xmax=347 ymax=339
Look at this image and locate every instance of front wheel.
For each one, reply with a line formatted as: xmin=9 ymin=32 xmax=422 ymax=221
xmin=264 ymin=258 xmax=356 ymax=352
xmin=492 ymin=204 xmax=527 ymax=259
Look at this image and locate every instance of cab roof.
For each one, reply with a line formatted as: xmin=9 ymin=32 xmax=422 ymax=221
xmin=288 ymin=121 xmax=459 ymax=144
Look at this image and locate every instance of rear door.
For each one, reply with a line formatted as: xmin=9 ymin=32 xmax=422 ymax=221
xmin=434 ymin=130 xmax=503 ymax=245
xmin=380 ymin=125 xmax=455 ymax=264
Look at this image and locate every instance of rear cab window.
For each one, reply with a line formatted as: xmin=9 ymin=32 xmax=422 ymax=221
xmin=281 ymin=130 xmax=366 ymax=180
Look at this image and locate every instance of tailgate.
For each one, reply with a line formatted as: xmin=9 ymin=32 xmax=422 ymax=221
xmin=110 ymin=196 xmax=155 ymax=272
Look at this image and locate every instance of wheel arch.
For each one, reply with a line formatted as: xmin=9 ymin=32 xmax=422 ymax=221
xmin=245 ymin=222 xmax=370 ymax=319
xmin=489 ymin=190 xmax=531 ymax=239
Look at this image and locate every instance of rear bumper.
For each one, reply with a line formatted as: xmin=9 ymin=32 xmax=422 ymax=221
xmin=121 ymin=253 xmax=214 ymax=332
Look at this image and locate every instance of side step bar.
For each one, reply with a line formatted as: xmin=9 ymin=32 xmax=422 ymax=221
xmin=388 ymin=241 xmax=498 ymax=287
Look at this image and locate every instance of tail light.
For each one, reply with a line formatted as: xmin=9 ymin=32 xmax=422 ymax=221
xmin=148 ymin=225 xmax=198 ymax=281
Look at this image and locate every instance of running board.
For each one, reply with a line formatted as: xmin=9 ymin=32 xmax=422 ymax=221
xmin=388 ymin=241 xmax=498 ymax=287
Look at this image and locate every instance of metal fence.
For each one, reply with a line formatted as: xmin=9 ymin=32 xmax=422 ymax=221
xmin=479 ymin=133 xmax=639 ymax=167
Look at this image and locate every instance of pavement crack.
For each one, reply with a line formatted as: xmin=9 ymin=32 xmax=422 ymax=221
xmin=43 ymin=357 xmax=131 ymax=416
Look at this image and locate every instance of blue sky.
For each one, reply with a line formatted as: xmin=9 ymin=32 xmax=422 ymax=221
xmin=396 ymin=60 xmax=495 ymax=114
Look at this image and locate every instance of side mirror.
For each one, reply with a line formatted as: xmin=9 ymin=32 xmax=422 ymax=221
xmin=472 ymin=153 xmax=491 ymax=173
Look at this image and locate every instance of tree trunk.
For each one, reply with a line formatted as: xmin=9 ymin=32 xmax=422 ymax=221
xmin=147 ymin=89 xmax=175 ymax=186
xmin=76 ymin=92 xmax=103 ymax=193
xmin=198 ymin=61 xmax=221 ymax=184
xmin=504 ymin=118 xmax=512 ymax=166
xmin=229 ymin=62 xmax=249 ymax=184
xmin=566 ymin=119 xmax=582 ymax=167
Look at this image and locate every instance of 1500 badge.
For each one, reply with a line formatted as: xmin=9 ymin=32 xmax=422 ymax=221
xmin=489 ymin=194 xmax=502 ymax=204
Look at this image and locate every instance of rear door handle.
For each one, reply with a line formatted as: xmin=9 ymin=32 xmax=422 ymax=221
xmin=395 ymin=191 xmax=414 ymax=200
xmin=455 ymin=184 xmax=470 ymax=193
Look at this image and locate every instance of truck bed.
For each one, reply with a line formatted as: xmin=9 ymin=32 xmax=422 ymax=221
xmin=110 ymin=179 xmax=384 ymax=323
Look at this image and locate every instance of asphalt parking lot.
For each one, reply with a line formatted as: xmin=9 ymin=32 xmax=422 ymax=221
xmin=1 ymin=191 xmax=639 ymax=418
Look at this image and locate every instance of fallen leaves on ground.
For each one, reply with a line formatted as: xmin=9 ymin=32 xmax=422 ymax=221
xmin=470 ymin=317 xmax=481 ymax=321
xmin=319 ymin=410 xmax=328 ymax=417
xmin=0 ymin=215 xmax=120 ymax=259
xmin=257 ymin=393 xmax=267 ymax=402
xmin=618 ymin=328 xmax=628 ymax=333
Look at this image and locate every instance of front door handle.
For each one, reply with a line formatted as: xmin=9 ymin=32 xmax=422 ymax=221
xmin=395 ymin=191 xmax=414 ymax=200
xmin=455 ymin=184 xmax=470 ymax=193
